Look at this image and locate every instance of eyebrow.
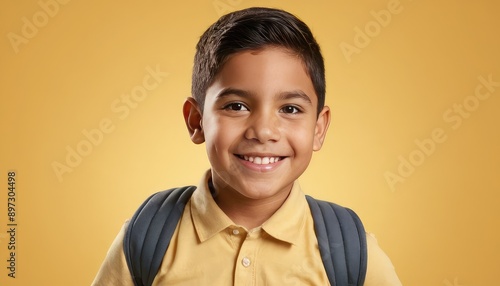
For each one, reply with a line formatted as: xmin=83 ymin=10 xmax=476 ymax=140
xmin=277 ymin=90 xmax=312 ymax=105
xmin=216 ymin=88 xmax=312 ymax=105
xmin=216 ymin=88 xmax=252 ymax=99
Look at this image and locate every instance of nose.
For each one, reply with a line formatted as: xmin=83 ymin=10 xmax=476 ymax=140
xmin=244 ymin=111 xmax=281 ymax=143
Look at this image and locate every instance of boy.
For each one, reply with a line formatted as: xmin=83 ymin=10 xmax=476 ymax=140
xmin=93 ymin=7 xmax=402 ymax=285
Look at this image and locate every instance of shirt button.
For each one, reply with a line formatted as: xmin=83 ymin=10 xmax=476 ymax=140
xmin=242 ymin=257 xmax=251 ymax=267
xmin=232 ymin=229 xmax=240 ymax=235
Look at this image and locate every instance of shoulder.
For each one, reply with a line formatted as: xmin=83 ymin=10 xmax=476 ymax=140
xmin=364 ymin=233 xmax=403 ymax=286
xmin=91 ymin=221 xmax=134 ymax=286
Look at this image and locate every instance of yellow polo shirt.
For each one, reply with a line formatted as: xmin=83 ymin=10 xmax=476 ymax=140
xmin=93 ymin=172 xmax=402 ymax=285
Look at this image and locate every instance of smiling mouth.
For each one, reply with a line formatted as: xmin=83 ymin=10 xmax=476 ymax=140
xmin=235 ymin=154 xmax=286 ymax=165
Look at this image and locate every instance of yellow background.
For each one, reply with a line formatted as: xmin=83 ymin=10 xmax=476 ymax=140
xmin=1 ymin=0 xmax=499 ymax=285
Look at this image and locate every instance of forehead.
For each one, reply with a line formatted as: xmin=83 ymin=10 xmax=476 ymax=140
xmin=207 ymin=47 xmax=317 ymax=104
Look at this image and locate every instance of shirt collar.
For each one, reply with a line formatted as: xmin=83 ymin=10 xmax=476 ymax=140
xmin=261 ymin=181 xmax=307 ymax=245
xmin=191 ymin=170 xmax=234 ymax=242
xmin=190 ymin=170 xmax=307 ymax=245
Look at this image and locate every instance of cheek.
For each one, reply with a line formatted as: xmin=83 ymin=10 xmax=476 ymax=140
xmin=285 ymin=122 xmax=317 ymax=154
xmin=285 ymin=120 xmax=316 ymax=138
xmin=204 ymin=120 xmax=238 ymax=153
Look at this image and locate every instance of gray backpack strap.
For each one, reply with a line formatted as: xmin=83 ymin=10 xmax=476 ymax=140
xmin=123 ymin=186 xmax=196 ymax=286
xmin=306 ymin=196 xmax=368 ymax=286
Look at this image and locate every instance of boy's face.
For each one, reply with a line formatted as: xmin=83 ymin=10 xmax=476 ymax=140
xmin=184 ymin=47 xmax=330 ymax=201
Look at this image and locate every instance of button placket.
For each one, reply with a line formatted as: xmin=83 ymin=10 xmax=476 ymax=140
xmin=234 ymin=229 xmax=260 ymax=285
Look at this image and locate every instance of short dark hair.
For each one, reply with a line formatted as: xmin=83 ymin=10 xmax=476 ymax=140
xmin=192 ymin=7 xmax=326 ymax=115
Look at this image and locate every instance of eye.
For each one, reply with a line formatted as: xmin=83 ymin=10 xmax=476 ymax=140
xmin=223 ymin=102 xmax=249 ymax=111
xmin=280 ymin=105 xmax=301 ymax=114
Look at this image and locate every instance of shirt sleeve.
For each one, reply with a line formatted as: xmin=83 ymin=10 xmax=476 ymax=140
xmin=91 ymin=221 xmax=135 ymax=286
xmin=364 ymin=232 xmax=403 ymax=286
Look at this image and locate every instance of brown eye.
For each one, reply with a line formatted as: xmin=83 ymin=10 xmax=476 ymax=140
xmin=281 ymin=105 xmax=300 ymax=114
xmin=223 ymin=103 xmax=249 ymax=111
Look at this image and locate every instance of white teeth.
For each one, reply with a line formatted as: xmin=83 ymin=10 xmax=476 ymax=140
xmin=241 ymin=156 xmax=281 ymax=165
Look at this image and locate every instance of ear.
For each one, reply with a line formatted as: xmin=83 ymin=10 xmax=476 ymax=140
xmin=182 ymin=97 xmax=205 ymax=144
xmin=313 ymin=106 xmax=331 ymax=151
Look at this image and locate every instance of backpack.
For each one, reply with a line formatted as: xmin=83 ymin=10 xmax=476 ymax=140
xmin=123 ymin=186 xmax=367 ymax=286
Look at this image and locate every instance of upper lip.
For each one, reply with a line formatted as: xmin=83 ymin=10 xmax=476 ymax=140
xmin=236 ymin=152 xmax=285 ymax=157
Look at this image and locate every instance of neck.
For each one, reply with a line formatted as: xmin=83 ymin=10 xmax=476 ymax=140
xmin=210 ymin=182 xmax=290 ymax=230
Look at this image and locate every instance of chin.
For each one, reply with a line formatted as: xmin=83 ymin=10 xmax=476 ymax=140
xmin=236 ymin=182 xmax=291 ymax=200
